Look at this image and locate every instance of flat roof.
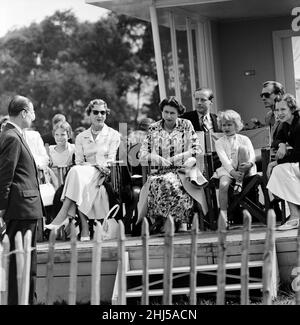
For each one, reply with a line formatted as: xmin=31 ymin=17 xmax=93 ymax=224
xmin=86 ymin=0 xmax=298 ymax=28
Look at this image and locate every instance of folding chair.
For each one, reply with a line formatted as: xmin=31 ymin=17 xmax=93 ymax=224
xmin=118 ymin=144 xmax=144 ymax=234
xmin=195 ymin=131 xmax=217 ymax=230
xmin=204 ymin=127 xmax=272 ymax=226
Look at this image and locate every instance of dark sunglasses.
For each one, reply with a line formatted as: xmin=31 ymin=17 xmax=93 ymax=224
xmin=260 ymin=92 xmax=271 ymax=99
xmin=92 ymin=110 xmax=106 ymax=116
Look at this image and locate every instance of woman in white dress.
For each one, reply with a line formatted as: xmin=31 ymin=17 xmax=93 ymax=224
xmin=45 ymin=99 xmax=121 ymax=240
xmin=214 ymin=110 xmax=256 ymax=225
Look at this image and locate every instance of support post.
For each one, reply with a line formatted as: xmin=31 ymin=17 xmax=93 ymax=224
xmin=149 ymin=4 xmax=166 ymax=100
xmin=169 ymin=11 xmax=181 ymax=101
xmin=186 ymin=17 xmax=196 ymax=109
xmin=196 ymin=21 xmax=208 ymax=90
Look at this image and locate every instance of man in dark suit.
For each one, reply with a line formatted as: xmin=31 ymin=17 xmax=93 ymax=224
xmin=181 ymin=87 xmax=220 ymax=134
xmin=181 ymin=87 xmax=221 ymax=170
xmin=180 ymin=88 xmax=221 ymax=230
xmin=260 ymin=81 xmax=289 ymax=222
xmin=0 ymin=95 xmax=44 ymax=305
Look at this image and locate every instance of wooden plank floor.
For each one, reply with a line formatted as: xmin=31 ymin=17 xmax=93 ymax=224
xmin=36 ymin=226 xmax=298 ymax=304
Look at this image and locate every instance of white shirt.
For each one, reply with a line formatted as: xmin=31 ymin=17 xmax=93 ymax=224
xmin=23 ymin=129 xmax=50 ymax=168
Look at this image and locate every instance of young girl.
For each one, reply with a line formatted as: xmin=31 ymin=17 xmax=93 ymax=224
xmin=214 ymin=110 xmax=257 ymax=225
xmin=49 ymin=121 xmax=75 ymax=170
xmin=47 ymin=121 xmax=76 ymax=237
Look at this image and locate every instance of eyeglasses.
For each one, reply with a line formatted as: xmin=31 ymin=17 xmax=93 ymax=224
xmin=92 ymin=110 xmax=106 ymax=116
xmin=260 ymin=92 xmax=271 ymax=99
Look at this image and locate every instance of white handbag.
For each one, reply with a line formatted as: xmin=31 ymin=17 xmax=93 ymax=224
xmin=39 ymin=182 xmax=56 ymax=207
xmin=101 ymin=204 xmax=120 ymax=241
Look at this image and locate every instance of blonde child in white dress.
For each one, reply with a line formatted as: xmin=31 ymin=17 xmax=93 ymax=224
xmin=214 ymin=110 xmax=256 ymax=224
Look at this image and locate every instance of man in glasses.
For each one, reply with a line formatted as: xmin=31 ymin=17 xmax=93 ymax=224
xmin=260 ymin=81 xmax=286 ymax=148
xmin=0 ymin=95 xmax=44 ymax=304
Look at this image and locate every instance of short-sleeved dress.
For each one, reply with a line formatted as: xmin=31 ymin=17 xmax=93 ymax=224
xmin=139 ymin=118 xmax=202 ymax=225
xmin=49 ymin=143 xmax=75 ymax=167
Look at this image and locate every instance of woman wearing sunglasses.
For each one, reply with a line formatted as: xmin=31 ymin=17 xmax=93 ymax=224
xmin=136 ymin=96 xmax=208 ymax=234
xmin=45 ymin=99 xmax=121 ymax=240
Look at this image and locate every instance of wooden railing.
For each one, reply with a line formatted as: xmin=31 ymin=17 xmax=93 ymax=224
xmin=0 ymin=231 xmax=32 ymax=305
xmin=113 ymin=209 xmax=277 ymax=305
xmin=0 ymin=209 xmax=287 ymax=305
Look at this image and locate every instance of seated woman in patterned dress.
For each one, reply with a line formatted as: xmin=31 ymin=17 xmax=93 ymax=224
xmin=136 ymin=96 xmax=208 ymax=233
xmin=267 ymin=94 xmax=300 ymax=231
xmin=45 ymin=99 xmax=121 ymax=240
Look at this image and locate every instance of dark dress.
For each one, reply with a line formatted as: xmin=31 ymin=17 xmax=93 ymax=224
xmin=267 ymin=111 xmax=300 ymax=204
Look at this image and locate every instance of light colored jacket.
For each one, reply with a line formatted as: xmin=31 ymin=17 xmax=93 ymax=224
xmin=215 ymin=133 xmax=257 ymax=176
xmin=75 ymin=124 xmax=121 ymax=165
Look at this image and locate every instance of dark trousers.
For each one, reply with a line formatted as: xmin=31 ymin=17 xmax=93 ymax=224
xmin=6 ymin=219 xmax=38 ymax=305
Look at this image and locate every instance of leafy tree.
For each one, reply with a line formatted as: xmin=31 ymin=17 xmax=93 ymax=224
xmin=0 ymin=10 xmax=158 ymax=134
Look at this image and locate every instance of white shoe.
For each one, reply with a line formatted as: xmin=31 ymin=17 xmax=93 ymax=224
xmin=277 ymin=219 xmax=299 ymax=231
xmin=45 ymin=218 xmax=68 ymax=231
xmin=80 ymin=236 xmax=90 ymax=242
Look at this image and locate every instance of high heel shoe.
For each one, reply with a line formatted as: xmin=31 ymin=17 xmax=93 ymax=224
xmin=80 ymin=236 xmax=90 ymax=242
xmin=44 ymin=218 xmax=69 ymax=232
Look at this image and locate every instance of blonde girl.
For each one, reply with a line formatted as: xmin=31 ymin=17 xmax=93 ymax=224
xmin=214 ymin=110 xmax=256 ymax=224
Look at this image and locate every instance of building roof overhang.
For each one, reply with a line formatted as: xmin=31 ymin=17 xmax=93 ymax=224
xmin=86 ymin=0 xmax=298 ymax=28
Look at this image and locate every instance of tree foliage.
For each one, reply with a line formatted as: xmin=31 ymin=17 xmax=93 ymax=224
xmin=0 ymin=10 xmax=157 ymax=133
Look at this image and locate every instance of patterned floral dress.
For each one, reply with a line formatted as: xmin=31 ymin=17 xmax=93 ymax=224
xmin=139 ymin=118 xmax=202 ymax=226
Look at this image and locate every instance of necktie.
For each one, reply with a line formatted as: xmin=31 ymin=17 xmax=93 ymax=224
xmin=201 ymin=115 xmax=208 ymax=131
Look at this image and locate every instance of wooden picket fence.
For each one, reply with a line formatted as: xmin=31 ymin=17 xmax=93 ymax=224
xmin=113 ymin=209 xmax=278 ymax=305
xmin=0 ymin=230 xmax=32 ymax=305
xmin=0 ymin=209 xmax=293 ymax=305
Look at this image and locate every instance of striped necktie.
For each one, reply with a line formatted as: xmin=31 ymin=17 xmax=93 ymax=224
xmin=200 ymin=115 xmax=208 ymax=131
